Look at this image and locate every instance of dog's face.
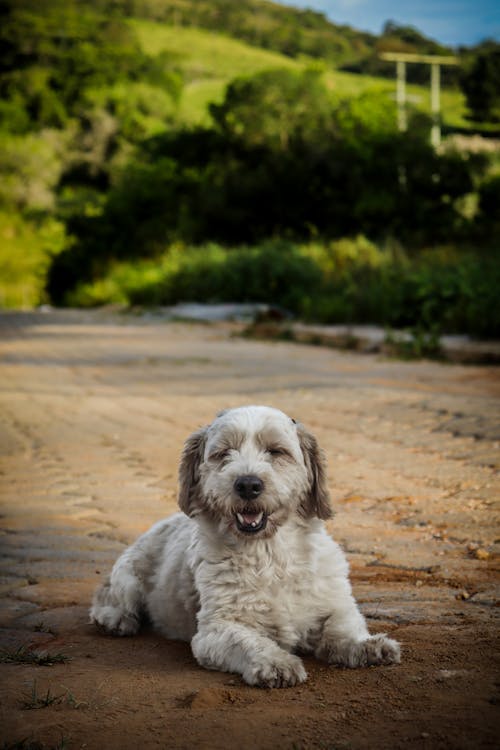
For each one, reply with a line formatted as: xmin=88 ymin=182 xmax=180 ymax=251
xmin=178 ymin=406 xmax=331 ymax=540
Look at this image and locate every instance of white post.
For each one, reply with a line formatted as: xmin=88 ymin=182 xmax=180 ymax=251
xmin=431 ymin=62 xmax=441 ymax=148
xmin=396 ymin=60 xmax=407 ymax=132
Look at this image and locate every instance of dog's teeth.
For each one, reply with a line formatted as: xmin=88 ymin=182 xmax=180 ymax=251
xmin=236 ymin=511 xmax=264 ymax=528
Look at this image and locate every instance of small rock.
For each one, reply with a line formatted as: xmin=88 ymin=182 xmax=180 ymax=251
xmin=473 ymin=548 xmax=490 ymax=560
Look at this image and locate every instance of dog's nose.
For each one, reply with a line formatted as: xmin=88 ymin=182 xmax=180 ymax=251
xmin=234 ymin=475 xmax=264 ymax=500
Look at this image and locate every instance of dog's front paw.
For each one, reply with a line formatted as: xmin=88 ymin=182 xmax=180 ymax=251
xmin=244 ymin=653 xmax=307 ymax=688
xmin=357 ymin=633 xmax=400 ymax=666
xmin=90 ymin=605 xmax=139 ymax=637
xmin=321 ymin=633 xmax=401 ymax=668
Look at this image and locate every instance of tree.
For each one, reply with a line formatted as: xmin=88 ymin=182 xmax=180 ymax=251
xmin=460 ymin=44 xmax=500 ymax=123
xmin=209 ymin=67 xmax=333 ymax=150
xmin=0 ymin=0 xmax=181 ymax=133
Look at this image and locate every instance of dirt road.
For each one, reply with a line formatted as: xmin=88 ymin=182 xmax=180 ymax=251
xmin=0 ymin=310 xmax=498 ymax=749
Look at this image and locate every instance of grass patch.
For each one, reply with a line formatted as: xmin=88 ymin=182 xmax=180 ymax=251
xmin=21 ymin=682 xmax=64 ymax=711
xmin=131 ymin=20 xmax=299 ymax=125
xmin=0 ymin=646 xmax=69 ymax=666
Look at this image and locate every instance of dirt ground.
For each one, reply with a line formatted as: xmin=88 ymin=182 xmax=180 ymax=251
xmin=0 ymin=309 xmax=499 ymax=750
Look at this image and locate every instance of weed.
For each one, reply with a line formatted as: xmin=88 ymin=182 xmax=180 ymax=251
xmin=384 ymin=327 xmax=444 ymax=360
xmin=0 ymin=646 xmax=69 ymax=666
xmin=21 ymin=681 xmax=64 ymax=710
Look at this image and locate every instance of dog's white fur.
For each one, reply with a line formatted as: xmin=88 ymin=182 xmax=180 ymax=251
xmin=90 ymin=405 xmax=400 ymax=687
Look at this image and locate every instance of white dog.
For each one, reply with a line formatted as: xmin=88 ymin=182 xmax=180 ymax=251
xmin=90 ymin=405 xmax=400 ymax=687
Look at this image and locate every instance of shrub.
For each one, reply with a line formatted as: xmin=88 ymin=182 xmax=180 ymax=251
xmin=66 ymin=239 xmax=500 ymax=338
xmin=127 ymin=241 xmax=322 ymax=314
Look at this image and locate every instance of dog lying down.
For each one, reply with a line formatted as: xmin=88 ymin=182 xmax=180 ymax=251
xmin=90 ymin=405 xmax=400 ymax=687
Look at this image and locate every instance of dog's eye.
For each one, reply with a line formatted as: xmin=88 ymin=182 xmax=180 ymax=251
xmin=210 ymin=449 xmax=231 ymax=461
xmin=267 ymin=447 xmax=287 ymax=458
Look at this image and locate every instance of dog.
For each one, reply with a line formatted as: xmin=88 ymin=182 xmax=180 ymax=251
xmin=90 ymin=405 xmax=400 ymax=687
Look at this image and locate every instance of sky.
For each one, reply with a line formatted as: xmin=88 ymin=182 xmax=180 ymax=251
xmin=274 ymin=0 xmax=500 ymax=47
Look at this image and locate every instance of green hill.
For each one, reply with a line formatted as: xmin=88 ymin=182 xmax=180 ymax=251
xmin=1 ymin=0 xmax=497 ymax=314
xmin=114 ymin=0 xmax=378 ymax=66
xmin=112 ymin=0 xmax=455 ymax=72
xmin=131 ymin=20 xmax=468 ymax=129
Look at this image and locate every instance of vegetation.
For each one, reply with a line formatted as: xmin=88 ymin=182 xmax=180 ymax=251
xmin=0 ymin=646 xmax=69 ymax=665
xmin=21 ymin=682 xmax=64 ymax=710
xmin=130 ymin=20 xmax=472 ymax=129
xmin=460 ymin=42 xmax=500 ymax=123
xmin=1 ymin=0 xmax=499 ymax=340
xmin=67 ymin=239 xmax=500 ymax=339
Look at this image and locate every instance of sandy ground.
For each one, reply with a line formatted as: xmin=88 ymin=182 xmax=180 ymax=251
xmin=0 ymin=309 xmax=499 ymax=750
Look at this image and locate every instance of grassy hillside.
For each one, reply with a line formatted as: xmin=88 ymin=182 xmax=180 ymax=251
xmin=117 ymin=0 xmax=377 ymax=66
xmin=132 ymin=20 xmax=468 ymax=128
xmin=132 ymin=19 xmax=299 ymax=123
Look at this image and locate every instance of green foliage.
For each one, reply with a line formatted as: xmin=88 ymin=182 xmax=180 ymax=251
xmin=0 ymin=130 xmax=68 ymax=211
xmin=0 ymin=0 xmax=181 ymax=134
xmin=51 ymin=73 xmax=474 ymax=297
xmin=210 ymin=67 xmax=334 ymax=149
xmin=460 ymin=43 xmax=500 ymax=123
xmin=132 ymin=19 xmax=471 ymax=131
xmin=131 ymin=241 xmax=322 ymax=311
xmin=0 ymin=211 xmax=67 ymax=308
xmin=1 ymin=0 xmax=497 ymax=330
xmin=0 ymin=0 xmax=183 ymax=309
xmin=66 ymin=239 xmax=500 ymax=338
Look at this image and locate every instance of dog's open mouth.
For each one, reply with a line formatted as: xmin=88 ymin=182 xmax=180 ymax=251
xmin=234 ymin=509 xmax=268 ymax=534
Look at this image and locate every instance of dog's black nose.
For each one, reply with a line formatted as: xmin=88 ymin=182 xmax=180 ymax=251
xmin=234 ymin=475 xmax=264 ymax=500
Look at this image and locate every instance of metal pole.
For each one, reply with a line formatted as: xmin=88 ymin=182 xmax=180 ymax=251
xmin=431 ymin=62 xmax=441 ymax=148
xmin=396 ymin=60 xmax=407 ymax=132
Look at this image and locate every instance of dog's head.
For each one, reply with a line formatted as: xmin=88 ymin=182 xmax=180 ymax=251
xmin=178 ymin=406 xmax=331 ymax=540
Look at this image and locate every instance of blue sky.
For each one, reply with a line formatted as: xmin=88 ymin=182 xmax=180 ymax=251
xmin=275 ymin=1 xmax=500 ymax=47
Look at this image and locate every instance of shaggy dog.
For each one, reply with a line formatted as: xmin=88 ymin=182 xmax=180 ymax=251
xmin=90 ymin=405 xmax=400 ymax=687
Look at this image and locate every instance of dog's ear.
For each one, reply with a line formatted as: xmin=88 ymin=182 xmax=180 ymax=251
xmin=297 ymin=424 xmax=332 ymax=520
xmin=178 ymin=426 xmax=208 ymax=517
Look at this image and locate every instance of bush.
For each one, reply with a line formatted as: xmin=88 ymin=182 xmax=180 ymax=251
xmin=65 ymin=239 xmax=500 ymax=338
xmin=0 ymin=211 xmax=67 ymax=308
xmin=69 ymin=241 xmax=322 ymax=314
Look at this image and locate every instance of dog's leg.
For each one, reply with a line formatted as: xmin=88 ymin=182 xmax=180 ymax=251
xmin=90 ymin=550 xmax=142 ymax=636
xmin=315 ymin=583 xmax=400 ymax=668
xmin=192 ymin=622 xmax=307 ymax=688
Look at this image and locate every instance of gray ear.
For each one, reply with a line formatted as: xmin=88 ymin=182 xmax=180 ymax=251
xmin=178 ymin=426 xmax=208 ymax=517
xmin=297 ymin=424 xmax=332 ymax=520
